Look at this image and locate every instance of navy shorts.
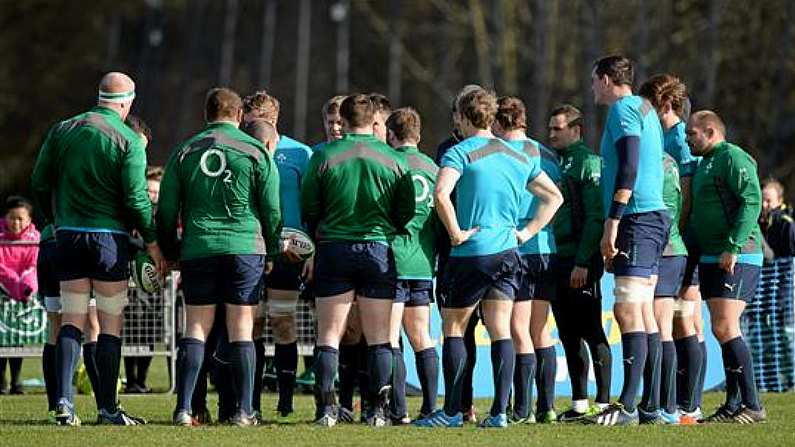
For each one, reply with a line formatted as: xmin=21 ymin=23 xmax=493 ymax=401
xmin=517 ymin=254 xmax=556 ymax=302
xmin=37 ymin=240 xmax=60 ymax=298
xmin=654 ymin=256 xmax=686 ymax=298
xmin=698 ymin=262 xmax=761 ymax=303
xmin=181 ymin=255 xmax=265 ymax=305
xmin=266 ymin=258 xmax=306 ymax=292
xmin=55 ymin=230 xmax=130 ymax=282
xmin=439 ymin=249 xmax=520 ymax=309
xmin=612 ymin=210 xmax=671 ymax=278
xmin=395 ymin=280 xmax=434 ymax=307
xmin=313 ymin=241 xmax=396 ymax=299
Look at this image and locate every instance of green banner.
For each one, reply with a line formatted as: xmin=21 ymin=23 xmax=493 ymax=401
xmin=0 ymin=297 xmax=48 ymax=346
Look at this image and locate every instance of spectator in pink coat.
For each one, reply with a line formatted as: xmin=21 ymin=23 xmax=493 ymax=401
xmin=0 ymin=196 xmax=39 ymax=394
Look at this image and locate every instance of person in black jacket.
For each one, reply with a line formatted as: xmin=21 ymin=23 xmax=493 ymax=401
xmin=760 ymin=179 xmax=795 ymax=259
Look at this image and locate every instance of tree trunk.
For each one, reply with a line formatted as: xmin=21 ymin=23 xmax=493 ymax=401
xmin=293 ymin=0 xmax=312 ymax=140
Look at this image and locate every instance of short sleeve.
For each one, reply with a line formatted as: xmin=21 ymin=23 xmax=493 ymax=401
xmin=440 ymin=144 xmax=468 ymax=173
xmin=608 ymin=100 xmax=642 ymax=142
xmin=527 ymin=155 xmax=542 ymax=182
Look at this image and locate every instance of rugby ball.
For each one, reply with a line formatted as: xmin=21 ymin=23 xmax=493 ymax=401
xmin=133 ymin=252 xmax=162 ymax=294
xmin=280 ymin=227 xmax=315 ymax=260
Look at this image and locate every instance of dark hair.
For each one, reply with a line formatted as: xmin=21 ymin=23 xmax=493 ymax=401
xmin=385 ymin=107 xmax=421 ymax=142
xmin=368 ymin=93 xmax=392 ymax=117
xmin=205 ymin=87 xmax=243 ymax=122
xmin=340 ymin=94 xmax=376 ymax=128
xmin=639 ymin=73 xmax=688 ymax=117
xmin=322 ymin=95 xmax=346 ymax=119
xmin=549 ymin=104 xmax=584 ymax=130
xmin=241 ymin=118 xmax=278 ymax=145
xmin=5 ymin=195 xmax=32 ymax=214
xmin=146 ymin=166 xmax=164 ymax=181
xmin=243 ymin=91 xmax=280 ymax=124
xmin=125 ymin=114 xmax=152 ymax=142
xmin=593 ymin=55 xmax=634 ymax=86
xmin=458 ymin=88 xmax=497 ymax=129
xmin=495 ymin=96 xmax=527 ymax=131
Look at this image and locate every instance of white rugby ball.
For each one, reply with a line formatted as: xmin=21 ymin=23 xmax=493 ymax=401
xmin=133 ymin=252 xmax=162 ymax=294
xmin=280 ymin=227 xmax=315 ymax=260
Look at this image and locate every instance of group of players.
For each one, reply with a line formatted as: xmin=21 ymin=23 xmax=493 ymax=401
xmin=29 ymin=52 xmax=767 ymax=428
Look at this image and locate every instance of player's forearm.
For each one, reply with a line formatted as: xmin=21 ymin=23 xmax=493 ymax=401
xmin=434 ymin=190 xmax=461 ymax=239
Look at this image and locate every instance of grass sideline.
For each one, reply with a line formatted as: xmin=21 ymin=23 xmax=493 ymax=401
xmin=0 ymin=360 xmax=793 ymax=446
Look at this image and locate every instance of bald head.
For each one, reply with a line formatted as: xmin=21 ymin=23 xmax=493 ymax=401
xmin=686 ymin=109 xmax=726 ymax=155
xmin=98 ymin=72 xmax=136 ymax=119
xmin=690 ymin=110 xmax=726 ymax=137
xmin=241 ymin=118 xmax=279 ymax=155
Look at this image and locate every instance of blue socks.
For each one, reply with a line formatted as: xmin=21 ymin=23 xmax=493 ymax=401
xmin=675 ymin=335 xmax=702 ymax=412
xmin=367 ymin=343 xmax=393 ymax=407
xmin=415 ymin=347 xmax=438 ymax=416
xmin=489 ymin=339 xmax=515 ymax=417
xmin=512 ymin=352 xmax=536 ymax=418
xmin=82 ymin=341 xmax=100 ymax=408
xmin=390 ymin=347 xmax=407 ymax=418
xmin=55 ymin=325 xmax=82 ymax=404
xmin=229 ymin=341 xmax=255 ymax=415
xmin=619 ymin=332 xmax=648 ymax=412
xmin=442 ymin=337 xmax=467 ymax=416
xmin=42 ymin=343 xmax=57 ymax=411
xmin=315 ymin=345 xmax=339 ymax=411
xmin=275 ymin=342 xmax=298 ymax=412
xmin=535 ymin=346 xmax=557 ymax=414
xmin=337 ymin=343 xmax=358 ymax=410
xmin=176 ymin=337 xmax=205 ymax=413
xmin=640 ymin=332 xmax=662 ymax=412
xmin=95 ymin=334 xmax=122 ymax=412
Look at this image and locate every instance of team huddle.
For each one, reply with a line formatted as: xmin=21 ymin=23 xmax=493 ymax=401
xmin=30 ymin=54 xmax=767 ymax=428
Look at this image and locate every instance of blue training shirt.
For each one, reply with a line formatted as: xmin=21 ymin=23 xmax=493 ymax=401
xmin=276 ymin=135 xmax=314 ymax=230
xmin=663 ymin=120 xmax=701 ymax=177
xmin=505 ymin=138 xmax=560 ymax=255
xmin=600 ymin=95 xmax=666 ymax=216
xmin=441 ymin=136 xmax=541 ymax=257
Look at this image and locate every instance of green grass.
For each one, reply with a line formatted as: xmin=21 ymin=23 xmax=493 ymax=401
xmin=0 ymin=359 xmax=793 ymax=446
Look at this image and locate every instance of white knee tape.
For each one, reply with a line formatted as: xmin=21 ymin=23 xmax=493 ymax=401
xmin=95 ymin=291 xmax=129 ymax=316
xmin=614 ymin=277 xmax=654 ymax=303
xmin=44 ymin=296 xmax=62 ymax=313
xmin=673 ymin=298 xmax=695 ymax=317
xmin=267 ymin=299 xmax=298 ymax=318
xmin=60 ymin=291 xmax=90 ymax=314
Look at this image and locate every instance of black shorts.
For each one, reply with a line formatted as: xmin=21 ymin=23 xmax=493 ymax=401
xmin=395 ymin=280 xmax=434 ymax=307
xmin=181 ymin=254 xmax=265 ymax=305
xmin=266 ymin=257 xmax=306 ymax=292
xmin=37 ymin=240 xmax=59 ymax=298
xmin=654 ymin=256 xmax=686 ymax=298
xmin=55 ymin=230 xmax=130 ymax=282
xmin=313 ymin=241 xmax=396 ymax=299
xmin=517 ymin=254 xmax=556 ymax=302
xmin=698 ymin=262 xmax=761 ymax=303
xmin=613 ymin=210 xmax=670 ymax=278
xmin=439 ymin=249 xmax=520 ymax=309
xmin=682 ymin=231 xmax=700 ymax=287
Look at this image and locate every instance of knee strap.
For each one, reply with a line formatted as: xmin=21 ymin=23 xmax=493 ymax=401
xmin=613 ymin=277 xmax=654 ymax=303
xmin=60 ymin=291 xmax=90 ymax=314
xmin=268 ymin=299 xmax=298 ymax=318
xmin=95 ymin=291 xmax=129 ymax=316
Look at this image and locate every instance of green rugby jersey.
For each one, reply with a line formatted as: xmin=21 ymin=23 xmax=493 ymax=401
xmin=156 ymin=122 xmax=281 ymax=261
xmin=31 ymin=106 xmax=155 ymax=242
xmin=662 ymin=153 xmax=687 ymax=256
xmin=301 ymin=133 xmax=415 ymax=242
xmin=691 ymin=141 xmax=763 ymax=264
xmin=390 ymin=146 xmax=439 ymax=280
xmin=553 ymin=140 xmax=603 ymax=266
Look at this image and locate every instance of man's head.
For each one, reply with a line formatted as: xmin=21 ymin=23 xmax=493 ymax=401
xmin=340 ymin=94 xmax=376 ymax=134
xmin=451 ymin=84 xmax=483 ymax=135
xmin=591 ymin=55 xmax=634 ymax=105
xmin=125 ymin=114 xmax=151 ymax=148
xmin=385 ymin=107 xmax=421 ymax=149
xmin=762 ymin=179 xmax=785 ymax=215
xmin=322 ymin=95 xmax=346 ymax=142
xmin=369 ymin=93 xmax=392 ymax=143
xmin=638 ymin=73 xmax=688 ymax=122
xmin=243 ymin=91 xmax=280 ymax=127
xmin=548 ymin=104 xmax=583 ymax=150
xmin=241 ymin=118 xmax=280 ymax=155
xmin=97 ymin=72 xmax=136 ymax=120
xmin=493 ymin=96 xmax=527 ymax=138
xmin=4 ymin=196 xmax=32 ymax=235
xmin=686 ymin=110 xmax=726 ymax=155
xmin=146 ymin=166 xmax=163 ymax=204
xmin=456 ymin=88 xmax=497 ymax=137
xmin=205 ymin=87 xmax=243 ymax=125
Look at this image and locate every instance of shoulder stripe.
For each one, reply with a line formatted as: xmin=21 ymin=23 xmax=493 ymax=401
xmin=522 ymin=140 xmax=539 ymax=158
xmin=407 ymin=154 xmax=438 ymax=176
xmin=321 ymin=142 xmax=402 ymax=175
xmin=178 ymin=131 xmax=264 ymax=163
xmin=60 ymin=113 xmax=131 ymax=152
xmin=639 ymin=99 xmax=654 ymax=117
xmin=467 ymin=139 xmax=528 ymax=165
xmin=539 ymin=145 xmax=559 ymax=164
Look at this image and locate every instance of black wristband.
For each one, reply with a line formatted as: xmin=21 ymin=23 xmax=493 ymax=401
xmin=608 ymin=200 xmax=627 ymax=220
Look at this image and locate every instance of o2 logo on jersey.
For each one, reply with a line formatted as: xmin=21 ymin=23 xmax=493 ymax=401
xmin=413 ymin=174 xmax=433 ymax=207
xmin=200 ymin=149 xmax=233 ymax=184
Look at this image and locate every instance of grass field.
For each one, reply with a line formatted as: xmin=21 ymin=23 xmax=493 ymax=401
xmin=0 ymin=358 xmax=793 ymax=446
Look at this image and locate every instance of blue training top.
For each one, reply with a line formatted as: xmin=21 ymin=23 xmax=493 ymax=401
xmin=441 ymin=136 xmax=541 ymax=257
xmin=600 ymin=95 xmax=666 ymax=216
xmin=275 ymin=135 xmax=313 ymax=230
xmin=663 ymin=120 xmax=701 ymax=178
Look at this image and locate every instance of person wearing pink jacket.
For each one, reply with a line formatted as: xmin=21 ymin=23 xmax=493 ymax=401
xmin=0 ymin=196 xmax=40 ymax=394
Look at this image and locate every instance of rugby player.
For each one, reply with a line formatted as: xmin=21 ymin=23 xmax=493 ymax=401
xmin=302 ymin=93 xmax=415 ymax=427
xmin=415 ymin=88 xmax=562 ymax=428
xmin=639 ymin=75 xmax=706 ymax=423
xmin=159 ymin=88 xmax=283 ymax=427
xmin=312 ymin=95 xmax=345 ymax=152
xmin=242 ymin=92 xmax=314 ymax=419
xmin=384 ymin=107 xmax=440 ymax=423
xmin=588 ymin=56 xmax=670 ymax=426
xmin=492 ymin=96 xmax=561 ymax=424
xmin=547 ymin=104 xmax=612 ymax=421
xmin=31 ymin=72 xmax=163 ymax=426
xmin=686 ymin=110 xmax=767 ymax=423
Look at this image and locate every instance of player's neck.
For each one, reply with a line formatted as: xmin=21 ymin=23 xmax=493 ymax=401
xmin=606 ymin=85 xmax=633 ymax=105
xmin=661 ymin=114 xmax=681 ymax=131
xmin=345 ymin=127 xmax=373 ymax=135
xmin=501 ymin=129 xmax=527 ymax=141
xmin=465 ymin=128 xmax=493 ymax=139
